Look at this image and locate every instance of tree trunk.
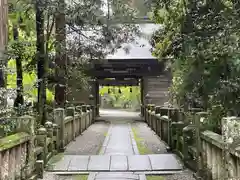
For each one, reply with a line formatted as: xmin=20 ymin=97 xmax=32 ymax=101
xmin=13 ymin=25 xmax=24 ymax=110
xmin=36 ymin=0 xmax=46 ymax=124
xmin=55 ymin=0 xmax=67 ymax=108
xmin=0 ymin=0 xmax=8 ymax=108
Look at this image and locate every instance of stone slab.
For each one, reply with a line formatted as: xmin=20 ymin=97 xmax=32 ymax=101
xmin=139 ymin=174 xmax=147 ymax=180
xmin=110 ymin=155 xmax=128 ymax=171
xmin=148 ymin=154 xmax=182 ymax=171
xmin=68 ymin=155 xmax=89 ymax=171
xmin=128 ymin=155 xmax=151 ymax=171
xmin=88 ymin=155 xmax=110 ymax=171
xmin=104 ymin=125 xmax=134 ymax=155
xmin=50 ymin=154 xmax=183 ymax=172
xmin=52 ymin=155 xmax=73 ymax=171
xmin=95 ymin=172 xmax=139 ymax=179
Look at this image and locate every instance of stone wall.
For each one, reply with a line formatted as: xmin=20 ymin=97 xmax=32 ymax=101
xmin=221 ymin=117 xmax=240 ymax=144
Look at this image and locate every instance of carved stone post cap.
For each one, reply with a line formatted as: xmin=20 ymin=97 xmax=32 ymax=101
xmin=145 ymin=94 xmax=150 ymax=99
xmin=66 ymin=107 xmax=75 ymax=116
xmin=150 ymin=104 xmax=155 ymax=111
xmin=196 ymin=112 xmax=208 ymax=117
xmin=54 ymin=108 xmax=65 ymax=111
xmin=52 ymin=123 xmax=58 ymax=128
xmin=45 ymin=121 xmax=53 ymax=128
xmin=37 ymin=127 xmax=47 ymax=135
xmin=82 ymin=105 xmax=87 ymax=112
xmin=89 ymin=94 xmax=94 ymax=100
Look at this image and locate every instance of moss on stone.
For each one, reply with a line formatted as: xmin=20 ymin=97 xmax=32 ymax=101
xmin=132 ymin=127 xmax=152 ymax=155
xmin=73 ymin=175 xmax=88 ymax=180
xmin=147 ymin=175 xmax=165 ymax=180
xmin=46 ymin=153 xmax=64 ymax=170
xmin=0 ymin=132 xmax=30 ymax=152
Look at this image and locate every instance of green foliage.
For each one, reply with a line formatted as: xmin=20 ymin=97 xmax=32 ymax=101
xmin=7 ymin=59 xmax=54 ymax=102
xmin=151 ymin=0 xmax=240 ymax=121
xmin=100 ymin=86 xmax=140 ymax=109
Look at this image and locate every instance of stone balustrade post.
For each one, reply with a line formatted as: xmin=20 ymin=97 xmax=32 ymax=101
xmin=87 ymin=105 xmax=92 ymax=127
xmin=160 ymin=107 xmax=168 ymax=116
xmin=86 ymin=105 xmax=91 ymax=111
xmin=17 ymin=115 xmax=36 ymax=176
xmin=195 ymin=112 xmax=208 ymax=179
xmin=54 ymin=108 xmax=65 ymax=152
xmin=144 ymin=105 xmax=148 ymax=122
xmin=76 ymin=106 xmax=82 ymax=114
xmin=91 ymin=105 xmax=95 ymax=123
xmin=52 ymin=123 xmax=59 ymax=153
xmin=169 ymin=108 xmax=179 ymax=122
xmin=45 ymin=121 xmax=54 ymax=153
xmin=36 ymin=160 xmax=44 ymax=179
xmin=82 ymin=105 xmax=87 ymax=112
xmin=66 ymin=107 xmax=76 ymax=141
xmin=150 ymin=105 xmax=155 ymax=130
xmin=146 ymin=104 xmax=151 ymax=125
xmin=155 ymin=106 xmax=161 ymax=135
xmin=171 ymin=121 xmax=185 ymax=151
xmin=82 ymin=105 xmax=87 ymax=130
xmin=36 ymin=126 xmax=47 ymax=164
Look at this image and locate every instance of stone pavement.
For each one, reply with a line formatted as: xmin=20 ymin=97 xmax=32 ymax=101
xmin=88 ymin=111 xmax=146 ymax=180
xmin=45 ymin=109 xmax=183 ymax=180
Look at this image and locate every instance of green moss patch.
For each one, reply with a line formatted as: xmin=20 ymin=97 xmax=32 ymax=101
xmin=73 ymin=175 xmax=88 ymax=180
xmin=147 ymin=175 xmax=165 ymax=180
xmin=0 ymin=132 xmax=30 ymax=152
xmin=46 ymin=153 xmax=64 ymax=170
xmin=132 ymin=127 xmax=152 ymax=155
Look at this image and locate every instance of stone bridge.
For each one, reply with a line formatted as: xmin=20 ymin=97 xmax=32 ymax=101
xmin=2 ymin=103 xmax=240 ymax=180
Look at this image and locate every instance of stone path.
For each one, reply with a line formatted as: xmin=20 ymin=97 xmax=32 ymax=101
xmin=88 ymin=111 xmax=146 ymax=180
xmin=99 ymin=124 xmax=138 ymax=155
xmin=44 ymin=109 xmax=184 ymax=180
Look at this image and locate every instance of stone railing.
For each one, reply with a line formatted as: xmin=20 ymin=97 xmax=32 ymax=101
xmin=200 ymin=129 xmax=240 ymax=180
xmin=0 ymin=104 xmax=96 ymax=180
xmin=54 ymin=105 xmax=95 ymax=150
xmin=143 ymin=104 xmax=240 ymax=180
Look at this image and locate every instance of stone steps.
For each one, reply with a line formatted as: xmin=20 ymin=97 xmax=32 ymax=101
xmin=47 ymin=154 xmax=182 ymax=173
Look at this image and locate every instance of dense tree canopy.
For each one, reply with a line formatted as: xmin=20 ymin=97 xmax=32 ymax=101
xmin=151 ymin=0 xmax=240 ymax=121
xmin=4 ymin=0 xmax=140 ymax=123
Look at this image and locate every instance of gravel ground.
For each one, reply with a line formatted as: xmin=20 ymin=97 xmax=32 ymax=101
xmin=40 ymin=121 xmax=109 ymax=180
xmin=65 ymin=121 xmax=110 ymax=155
xmin=132 ymin=121 xmax=196 ymax=180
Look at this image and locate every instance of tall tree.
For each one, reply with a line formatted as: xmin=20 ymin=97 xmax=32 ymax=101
xmin=12 ymin=24 xmax=24 ymax=109
xmin=8 ymin=2 xmax=24 ymax=109
xmin=36 ymin=0 xmax=46 ymax=124
xmin=55 ymin=0 xmax=67 ymax=108
xmin=0 ymin=0 xmax=8 ymax=107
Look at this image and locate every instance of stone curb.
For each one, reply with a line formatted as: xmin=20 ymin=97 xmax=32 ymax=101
xmin=129 ymin=123 xmax=140 ymax=155
xmin=98 ymin=124 xmax=113 ymax=155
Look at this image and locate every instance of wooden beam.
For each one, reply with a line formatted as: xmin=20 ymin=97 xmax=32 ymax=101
xmin=98 ymin=79 xmax=139 ymax=86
